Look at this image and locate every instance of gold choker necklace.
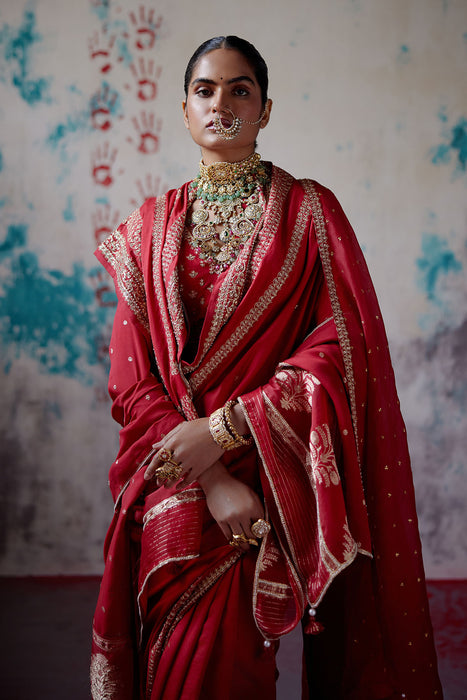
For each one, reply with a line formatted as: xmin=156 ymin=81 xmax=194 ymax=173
xmin=188 ymin=153 xmax=269 ymax=273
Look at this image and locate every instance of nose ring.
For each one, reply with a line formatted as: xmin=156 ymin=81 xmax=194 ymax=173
xmin=213 ymin=107 xmax=242 ymax=140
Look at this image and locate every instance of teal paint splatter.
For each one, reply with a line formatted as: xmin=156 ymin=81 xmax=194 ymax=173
xmin=0 ymin=224 xmax=27 ymax=260
xmin=0 ymin=149 xmax=3 ymax=171
xmin=90 ymin=0 xmax=110 ymax=21
xmin=416 ymin=233 xmax=462 ymax=304
xmin=0 ymin=9 xmax=51 ymax=105
xmin=46 ymin=109 xmax=89 ymax=184
xmin=115 ymin=36 xmax=133 ymax=67
xmin=0 ymin=225 xmax=114 ymax=383
xmin=429 ymin=111 xmax=467 ymax=177
xmin=397 ymin=44 xmax=410 ymax=64
xmin=46 ymin=112 xmax=89 ymax=149
xmin=89 ymin=81 xmax=123 ymax=126
xmin=68 ymin=83 xmax=83 ymax=96
xmin=62 ymin=195 xmax=75 ymax=222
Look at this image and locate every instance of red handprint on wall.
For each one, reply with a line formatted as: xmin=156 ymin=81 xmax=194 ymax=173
xmin=126 ymin=59 xmax=161 ymax=101
xmin=92 ymin=205 xmax=120 ymax=245
xmin=127 ymin=111 xmax=162 ymax=154
xmin=88 ymin=29 xmax=116 ymax=73
xmin=130 ymin=174 xmax=167 ymax=208
xmin=129 ymin=6 xmax=163 ymax=50
xmin=90 ymin=82 xmax=122 ymax=131
xmin=91 ymin=143 xmax=119 ymax=187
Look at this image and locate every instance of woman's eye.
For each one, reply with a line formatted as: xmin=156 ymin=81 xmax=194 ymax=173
xmin=233 ymin=87 xmax=249 ymax=96
xmin=195 ymin=88 xmax=211 ymax=97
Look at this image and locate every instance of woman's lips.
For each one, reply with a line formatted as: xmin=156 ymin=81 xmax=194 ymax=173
xmin=207 ymin=118 xmax=232 ymax=129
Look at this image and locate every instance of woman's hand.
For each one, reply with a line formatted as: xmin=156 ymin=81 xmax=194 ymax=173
xmin=144 ymin=418 xmax=223 ymax=486
xmin=198 ymin=461 xmax=265 ymax=550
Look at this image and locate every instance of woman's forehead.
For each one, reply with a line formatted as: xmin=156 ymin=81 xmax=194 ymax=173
xmin=190 ymin=49 xmax=257 ymax=84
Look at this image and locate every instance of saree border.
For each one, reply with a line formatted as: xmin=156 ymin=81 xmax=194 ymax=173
xmin=97 ymin=209 xmax=149 ymax=332
xmin=145 ymin=551 xmax=242 ymax=699
xmin=300 ymin=179 xmax=360 ymax=465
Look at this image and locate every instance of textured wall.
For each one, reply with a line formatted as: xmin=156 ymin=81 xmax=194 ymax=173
xmin=0 ymin=0 xmax=465 ymax=576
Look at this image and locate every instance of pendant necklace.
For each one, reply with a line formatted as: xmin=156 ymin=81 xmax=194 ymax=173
xmin=188 ymin=152 xmax=270 ymax=273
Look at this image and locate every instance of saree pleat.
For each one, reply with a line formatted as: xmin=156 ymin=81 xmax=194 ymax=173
xmin=144 ymin=549 xmax=277 ymax=699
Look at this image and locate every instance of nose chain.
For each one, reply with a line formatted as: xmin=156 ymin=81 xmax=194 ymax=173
xmin=188 ymin=153 xmax=270 ymax=273
xmin=212 ymin=107 xmax=266 ymax=140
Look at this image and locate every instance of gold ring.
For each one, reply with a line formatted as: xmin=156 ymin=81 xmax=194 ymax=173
xmin=251 ymin=519 xmax=271 ymax=539
xmin=154 ymin=462 xmax=183 ymax=481
xmin=231 ymin=533 xmax=258 ymax=547
xmin=159 ymin=448 xmax=174 ymax=462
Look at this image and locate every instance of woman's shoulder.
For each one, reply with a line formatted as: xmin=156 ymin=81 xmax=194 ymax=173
xmin=97 ymin=180 xmax=192 ymax=253
xmin=269 ymin=163 xmax=341 ymax=215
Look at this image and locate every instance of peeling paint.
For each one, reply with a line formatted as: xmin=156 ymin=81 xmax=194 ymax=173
xmin=416 ymin=233 xmax=462 ymax=304
xmin=0 ymin=225 xmax=113 ymax=383
xmin=62 ymin=194 xmax=75 ymax=222
xmin=430 ymin=110 xmax=467 ymax=177
xmin=0 ymin=9 xmax=52 ymax=105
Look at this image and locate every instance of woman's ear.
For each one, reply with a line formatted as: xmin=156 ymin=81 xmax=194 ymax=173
xmin=259 ymin=99 xmax=273 ymax=129
xmin=182 ymin=101 xmax=190 ymax=129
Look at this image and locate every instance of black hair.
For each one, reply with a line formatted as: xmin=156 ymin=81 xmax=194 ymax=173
xmin=184 ymin=36 xmax=269 ymax=106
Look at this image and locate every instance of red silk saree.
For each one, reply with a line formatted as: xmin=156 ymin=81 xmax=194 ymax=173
xmin=91 ymin=164 xmax=442 ymax=699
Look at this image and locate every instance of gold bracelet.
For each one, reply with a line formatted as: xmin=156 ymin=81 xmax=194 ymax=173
xmin=209 ymin=407 xmax=239 ymax=450
xmin=223 ymin=400 xmax=253 ymax=447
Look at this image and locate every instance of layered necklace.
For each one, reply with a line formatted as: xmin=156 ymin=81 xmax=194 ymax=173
xmin=188 ymin=152 xmax=270 ymax=273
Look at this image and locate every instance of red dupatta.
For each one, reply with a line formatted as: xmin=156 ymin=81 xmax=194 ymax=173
xmin=91 ymin=165 xmax=442 ymax=699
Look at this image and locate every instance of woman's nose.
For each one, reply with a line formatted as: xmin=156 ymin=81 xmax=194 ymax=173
xmin=212 ymin=94 xmax=230 ymax=113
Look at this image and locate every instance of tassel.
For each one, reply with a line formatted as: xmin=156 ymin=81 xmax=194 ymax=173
xmin=304 ymin=607 xmax=324 ymax=635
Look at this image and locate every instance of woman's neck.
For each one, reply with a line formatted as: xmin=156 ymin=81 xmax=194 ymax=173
xmin=200 ymin=145 xmax=257 ymax=166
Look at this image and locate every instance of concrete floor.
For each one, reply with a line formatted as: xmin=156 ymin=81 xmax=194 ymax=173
xmin=0 ymin=578 xmax=465 ymax=699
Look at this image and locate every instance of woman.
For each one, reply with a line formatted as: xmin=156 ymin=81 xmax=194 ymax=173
xmin=91 ymin=36 xmax=442 ymax=699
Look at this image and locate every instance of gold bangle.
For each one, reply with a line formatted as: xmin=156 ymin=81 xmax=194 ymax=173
xmin=209 ymin=407 xmax=239 ymax=450
xmin=223 ymin=400 xmax=253 ymax=447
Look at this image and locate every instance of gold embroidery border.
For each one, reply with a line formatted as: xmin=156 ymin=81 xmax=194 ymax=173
xmin=151 ymin=193 xmax=181 ymax=379
xmin=98 ymin=222 xmax=149 ymax=331
xmin=145 ymin=552 xmax=241 ymax=696
xmin=92 ymin=629 xmax=131 ymax=653
xmin=300 ymin=179 xmax=360 ymax=465
xmin=143 ymin=487 xmax=204 ymax=529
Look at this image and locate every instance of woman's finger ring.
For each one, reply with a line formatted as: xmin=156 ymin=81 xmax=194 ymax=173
xmin=154 ymin=462 xmax=183 ymax=481
xmin=230 ymin=532 xmax=258 ymax=547
xmin=251 ymin=519 xmax=271 ymax=538
xmin=159 ymin=448 xmax=173 ymax=462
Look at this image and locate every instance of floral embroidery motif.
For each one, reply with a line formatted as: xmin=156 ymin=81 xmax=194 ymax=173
xmin=90 ymin=653 xmax=119 ymax=700
xmin=342 ymin=522 xmax=357 ymax=561
xmin=276 ymin=368 xmax=320 ymax=413
xmin=309 ymin=424 xmax=340 ymax=488
xmin=258 ymin=539 xmax=280 ymax=573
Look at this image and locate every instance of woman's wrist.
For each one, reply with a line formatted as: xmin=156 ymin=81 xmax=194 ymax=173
xmin=208 ymin=400 xmax=252 ymax=451
xmin=230 ymin=402 xmax=249 ymax=437
xmin=197 ymin=461 xmax=230 ymax=493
